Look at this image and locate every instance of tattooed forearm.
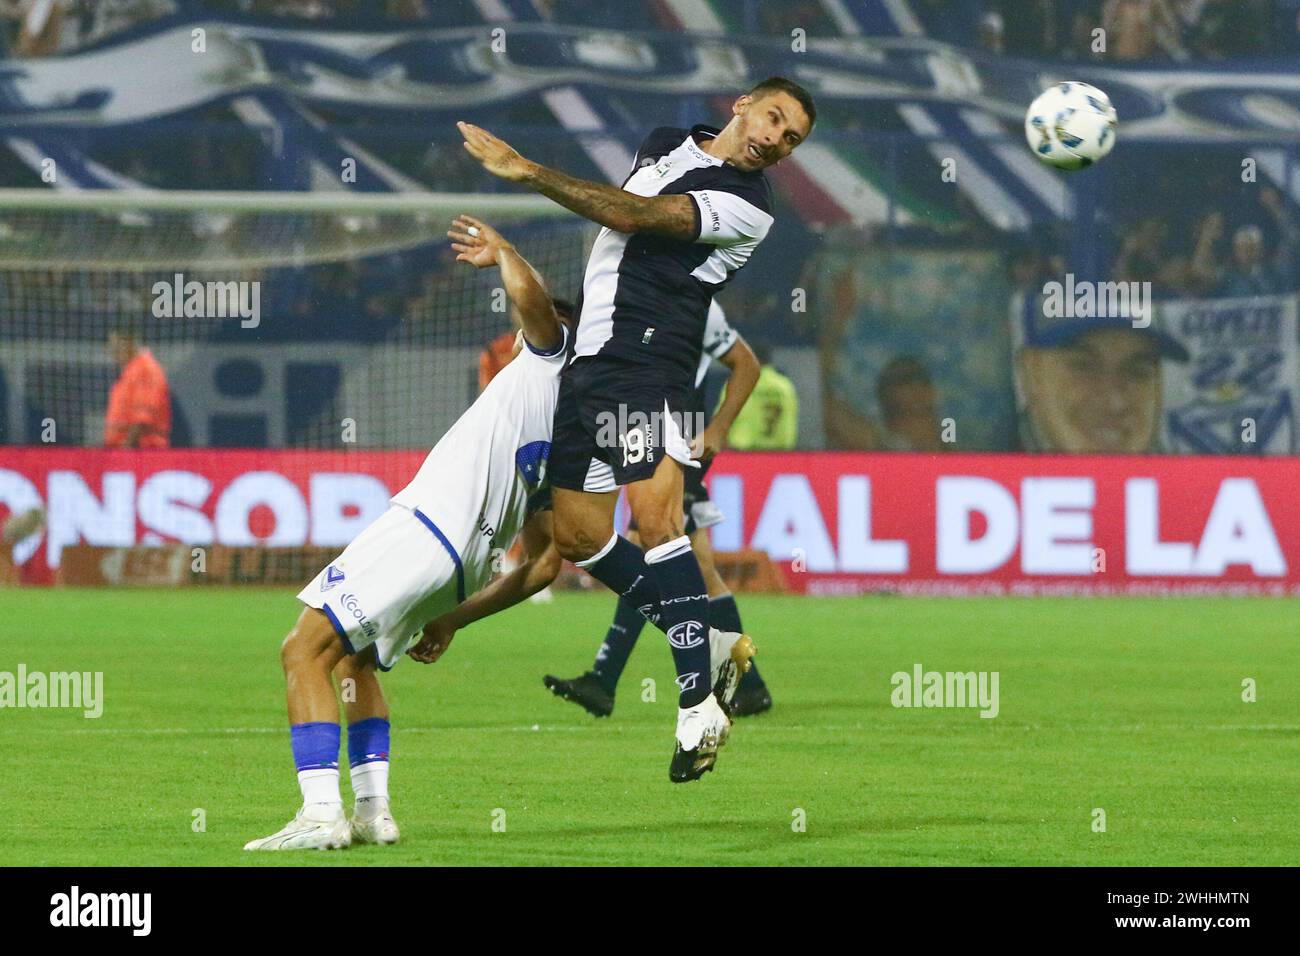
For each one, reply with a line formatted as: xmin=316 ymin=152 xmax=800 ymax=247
xmin=522 ymin=161 xmax=697 ymax=240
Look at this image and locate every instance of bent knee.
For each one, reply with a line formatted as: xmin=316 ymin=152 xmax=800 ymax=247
xmin=281 ymin=608 xmax=344 ymax=672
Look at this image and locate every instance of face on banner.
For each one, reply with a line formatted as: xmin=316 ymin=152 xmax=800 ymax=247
xmin=1017 ymin=329 xmax=1164 ymax=454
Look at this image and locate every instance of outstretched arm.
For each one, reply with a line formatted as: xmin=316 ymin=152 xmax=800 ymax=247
xmin=407 ymin=510 xmax=561 ymax=664
xmin=458 ymin=121 xmax=697 ymax=240
xmin=448 ymin=214 xmax=562 ymax=352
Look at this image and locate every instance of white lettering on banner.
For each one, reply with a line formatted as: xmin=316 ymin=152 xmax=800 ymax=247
xmin=749 ymin=474 xmax=836 ymax=572
xmin=309 ymin=473 xmax=390 ymax=546
xmin=1020 ymin=477 xmax=1094 ymax=574
xmin=837 ymin=475 xmax=908 ymax=572
xmin=936 ymin=476 xmax=1019 ymax=574
xmin=137 ymin=470 xmax=215 ymax=545
xmin=4 ymin=463 xmax=1286 ymax=583
xmin=708 ymin=475 xmax=744 ymax=552
xmin=47 ymin=471 xmax=135 ymax=567
xmin=213 ymin=472 xmax=309 ymax=546
xmin=1126 ymin=477 xmax=1285 ymax=576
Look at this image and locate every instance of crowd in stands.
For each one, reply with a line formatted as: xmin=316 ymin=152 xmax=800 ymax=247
xmin=915 ymin=0 xmax=1300 ymax=60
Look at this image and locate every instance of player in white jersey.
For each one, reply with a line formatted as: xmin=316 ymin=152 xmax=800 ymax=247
xmin=405 ymin=300 xmax=764 ymax=710
xmin=244 ymin=215 xmax=570 ymax=851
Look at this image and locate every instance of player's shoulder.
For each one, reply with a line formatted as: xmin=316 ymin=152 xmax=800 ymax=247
xmin=635 ymin=126 xmax=691 ymax=165
xmin=704 ymin=162 xmax=774 ymax=215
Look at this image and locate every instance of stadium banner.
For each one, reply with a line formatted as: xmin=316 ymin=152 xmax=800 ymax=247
xmin=2 ymin=448 xmax=1297 ymax=595
xmin=707 ymin=452 xmax=1298 ymax=595
xmin=1161 ymin=294 xmax=1299 ymax=455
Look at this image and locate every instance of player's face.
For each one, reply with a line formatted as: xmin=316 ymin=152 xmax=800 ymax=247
xmin=1018 ymin=329 xmax=1163 ymax=453
xmin=731 ymin=92 xmax=811 ymax=171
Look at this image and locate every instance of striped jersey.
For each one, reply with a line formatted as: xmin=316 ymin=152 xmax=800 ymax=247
xmin=572 ymin=124 xmax=773 ymax=384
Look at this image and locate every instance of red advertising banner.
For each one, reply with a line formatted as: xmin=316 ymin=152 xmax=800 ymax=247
xmin=705 ymin=452 xmax=1300 ymax=596
xmin=2 ymin=448 xmax=1298 ymax=595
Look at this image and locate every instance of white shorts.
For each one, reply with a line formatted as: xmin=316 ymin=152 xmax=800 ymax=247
xmin=297 ymin=505 xmax=464 ymax=671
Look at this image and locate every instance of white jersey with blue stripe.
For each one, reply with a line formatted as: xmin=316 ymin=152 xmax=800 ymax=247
xmin=390 ymin=328 xmax=566 ymax=597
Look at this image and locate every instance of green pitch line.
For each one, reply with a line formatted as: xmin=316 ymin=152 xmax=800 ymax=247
xmin=1 ymin=589 xmax=1296 ymax=866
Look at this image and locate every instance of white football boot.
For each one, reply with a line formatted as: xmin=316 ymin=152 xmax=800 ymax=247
xmin=350 ymin=798 xmax=400 ymax=846
xmin=708 ymin=628 xmax=756 ymax=714
xmin=669 ymin=692 xmax=732 ymax=783
xmin=244 ymin=804 xmax=351 ymax=851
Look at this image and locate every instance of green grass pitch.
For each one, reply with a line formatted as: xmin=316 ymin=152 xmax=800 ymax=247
xmin=2 ymin=588 xmax=1297 ymax=866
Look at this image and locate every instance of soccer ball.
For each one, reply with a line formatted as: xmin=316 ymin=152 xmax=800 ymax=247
xmin=1024 ymin=82 xmax=1118 ymax=171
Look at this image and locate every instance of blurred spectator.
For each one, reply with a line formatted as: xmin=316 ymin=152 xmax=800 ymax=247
xmin=1217 ymin=225 xmax=1286 ymax=297
xmin=1186 ymin=199 xmax=1297 ymax=298
xmin=479 ymin=329 xmax=517 ymax=391
xmin=1102 ymin=0 xmax=1186 ymax=61
xmin=727 ymin=338 xmax=798 ymax=450
xmin=976 ymin=11 xmax=1005 ymax=54
xmin=1016 ymin=309 xmax=1188 ymax=453
xmin=1187 ymin=0 xmax=1271 ymax=59
xmin=877 ymin=356 xmax=947 ymax=451
xmin=105 ymin=327 xmax=171 ymax=448
xmin=4 ymin=0 xmax=68 ymax=57
xmin=1111 ymin=216 xmax=1195 ymax=293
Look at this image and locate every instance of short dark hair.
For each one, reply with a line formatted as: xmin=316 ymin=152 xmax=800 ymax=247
xmin=749 ymin=76 xmax=816 ymax=128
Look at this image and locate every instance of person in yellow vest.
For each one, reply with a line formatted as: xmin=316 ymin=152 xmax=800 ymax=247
xmin=726 ymin=338 xmax=797 ymax=449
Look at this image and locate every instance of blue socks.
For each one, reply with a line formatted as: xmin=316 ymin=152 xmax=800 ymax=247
xmin=347 ymin=717 xmax=390 ymax=767
xmin=290 ymin=721 xmax=340 ymax=771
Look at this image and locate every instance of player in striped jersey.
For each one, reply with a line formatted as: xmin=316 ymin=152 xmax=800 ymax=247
xmin=543 ymin=300 xmax=774 ymax=718
xmin=459 ymin=77 xmax=814 ymax=781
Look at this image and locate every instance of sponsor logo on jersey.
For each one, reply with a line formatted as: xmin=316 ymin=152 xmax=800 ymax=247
xmin=667 ymin=621 xmax=705 ymax=649
xmin=339 ymin=592 xmax=378 ymax=640
xmin=321 ymin=565 xmax=345 ymax=591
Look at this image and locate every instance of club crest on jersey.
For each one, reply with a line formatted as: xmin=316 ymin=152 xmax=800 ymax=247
xmin=321 ymin=565 xmax=345 ymax=592
xmin=667 ymin=621 xmax=705 ymax=649
xmin=653 ymin=160 xmax=673 ymax=177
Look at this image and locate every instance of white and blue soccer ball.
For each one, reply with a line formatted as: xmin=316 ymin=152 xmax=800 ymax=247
xmin=1024 ymin=81 xmax=1118 ymax=171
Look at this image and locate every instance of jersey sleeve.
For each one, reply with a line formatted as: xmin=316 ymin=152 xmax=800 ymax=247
xmin=702 ymin=300 xmax=738 ymax=360
xmin=687 ymin=176 xmax=775 ymax=247
xmin=520 ymin=323 xmax=569 ymax=368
